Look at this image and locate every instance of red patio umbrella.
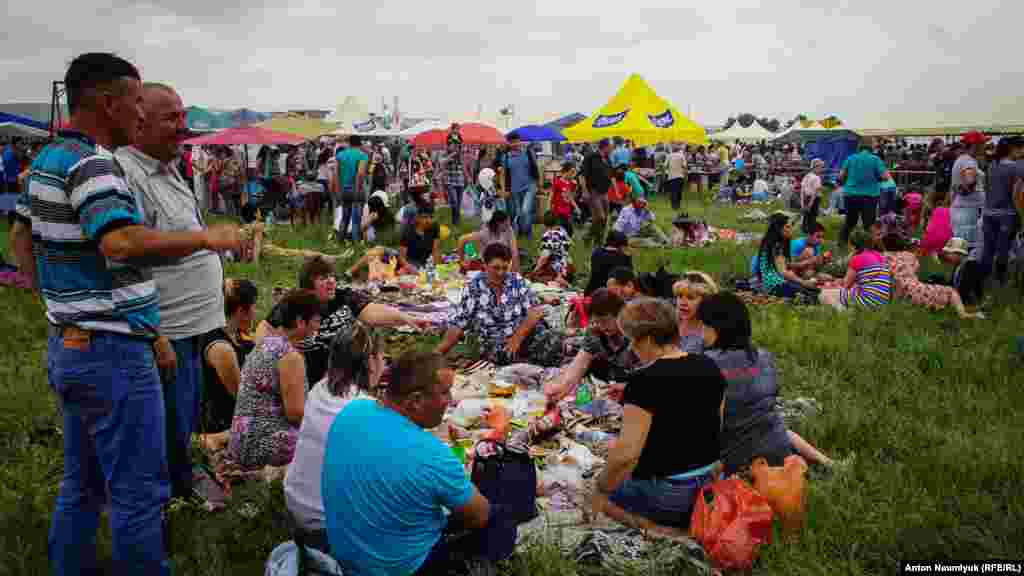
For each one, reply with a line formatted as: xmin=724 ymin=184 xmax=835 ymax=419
xmin=183 ymin=126 xmax=307 ymax=146
xmin=410 ymin=123 xmax=506 ymax=148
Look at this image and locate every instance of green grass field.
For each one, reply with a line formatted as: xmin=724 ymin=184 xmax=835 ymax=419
xmin=2 ymin=193 xmax=1022 ymax=575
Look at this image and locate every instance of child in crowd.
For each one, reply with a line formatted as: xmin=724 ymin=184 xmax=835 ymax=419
xmin=938 ymin=237 xmax=985 ymax=308
xmin=605 ymin=266 xmax=640 ymax=301
xmin=529 ymin=212 xmax=574 ymax=286
xmin=550 ymin=162 xmax=580 ymax=237
xmin=819 ymin=229 xmax=893 ymax=311
xmin=903 ymin=187 xmax=924 ymax=232
xmin=673 ymin=271 xmax=719 ymax=354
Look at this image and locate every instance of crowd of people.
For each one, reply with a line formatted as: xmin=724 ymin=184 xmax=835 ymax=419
xmin=5 ymin=51 xmax=1023 ymax=576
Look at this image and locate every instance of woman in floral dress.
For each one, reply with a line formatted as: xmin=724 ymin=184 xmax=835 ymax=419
xmin=223 ymin=290 xmax=323 ymax=472
xmin=882 ymin=235 xmax=983 ymax=319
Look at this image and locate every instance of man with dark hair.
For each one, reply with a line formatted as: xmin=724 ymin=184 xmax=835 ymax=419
xmin=606 ymin=266 xmax=640 ymax=300
xmin=13 ymin=52 xmax=239 ymax=576
xmin=322 ymin=350 xmax=492 ymax=575
xmin=581 ymin=139 xmax=613 ymax=243
xmin=400 ymin=204 xmax=442 ymax=268
xmin=116 ymin=82 xmax=239 ymax=500
xmin=335 ymin=134 xmax=369 ymax=241
xmin=502 ymin=133 xmax=541 ymax=239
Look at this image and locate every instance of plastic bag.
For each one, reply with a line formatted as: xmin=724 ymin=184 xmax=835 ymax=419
xmin=750 ymin=454 xmax=808 ymax=537
xmin=449 ymin=398 xmax=492 ymax=428
xmin=690 ymin=478 xmax=774 ymax=571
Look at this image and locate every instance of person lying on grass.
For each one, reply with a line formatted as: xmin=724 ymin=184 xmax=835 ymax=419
xmin=545 ymin=289 xmax=639 ymax=405
xmin=587 ymin=298 xmax=725 ymax=536
xmin=818 ymin=228 xmax=893 ymax=311
xmin=199 ymin=279 xmax=258 ymax=454
xmin=883 ymin=233 xmax=984 ymax=320
xmin=436 ymin=242 xmax=565 ymax=367
xmin=528 ymin=211 xmax=574 ymax=287
xmin=674 ymin=271 xmax=719 ymax=354
xmin=697 ymin=292 xmax=834 ymax=476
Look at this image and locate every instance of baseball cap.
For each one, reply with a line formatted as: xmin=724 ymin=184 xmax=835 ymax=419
xmin=961 ymin=131 xmax=990 ymax=146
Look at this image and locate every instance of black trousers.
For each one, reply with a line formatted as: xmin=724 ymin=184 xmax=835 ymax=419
xmin=841 ymin=196 xmax=878 ymax=243
xmin=802 ymin=196 xmax=820 ymax=235
xmin=665 ymin=178 xmax=685 ymax=210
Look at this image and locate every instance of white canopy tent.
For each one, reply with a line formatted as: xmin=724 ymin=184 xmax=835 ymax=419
xmin=709 ymin=122 xmax=775 ymax=143
xmin=396 ymin=120 xmax=448 ymax=138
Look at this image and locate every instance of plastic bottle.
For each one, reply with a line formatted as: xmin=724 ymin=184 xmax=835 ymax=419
xmin=425 ymin=261 xmax=436 ymax=290
xmin=575 ymin=381 xmax=592 ymax=407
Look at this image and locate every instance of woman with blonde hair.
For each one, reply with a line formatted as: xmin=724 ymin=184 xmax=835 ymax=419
xmin=589 ymin=297 xmax=726 ymax=533
xmin=673 ymin=271 xmax=719 ymax=354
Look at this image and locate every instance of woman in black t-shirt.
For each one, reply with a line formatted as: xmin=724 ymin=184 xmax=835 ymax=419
xmin=584 ymin=230 xmax=632 ymax=295
xmin=591 ymin=297 xmax=726 ymax=532
xmin=199 ymin=279 xmax=258 ymax=452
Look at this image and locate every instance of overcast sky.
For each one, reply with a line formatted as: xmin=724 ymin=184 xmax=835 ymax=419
xmin=1 ymin=0 xmax=1020 ymax=128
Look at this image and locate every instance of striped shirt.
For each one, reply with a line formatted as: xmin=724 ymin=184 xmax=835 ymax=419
xmin=16 ymin=131 xmax=159 ymax=337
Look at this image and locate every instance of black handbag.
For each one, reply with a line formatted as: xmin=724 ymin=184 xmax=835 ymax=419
xmin=462 ymin=445 xmax=538 ymax=562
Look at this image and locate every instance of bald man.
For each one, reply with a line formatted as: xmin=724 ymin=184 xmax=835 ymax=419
xmin=117 ymin=83 xmax=239 ymax=500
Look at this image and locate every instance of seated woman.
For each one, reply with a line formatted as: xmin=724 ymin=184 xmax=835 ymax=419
xmin=456 ymin=210 xmax=519 ymax=273
xmin=674 ymin=271 xmax=719 ymax=354
xmin=223 ymin=290 xmax=322 ymax=473
xmin=585 ymin=230 xmax=632 ymax=295
xmin=199 ymin=279 xmax=258 ymax=453
xmin=883 ymin=234 xmax=983 ymax=319
xmin=589 ymin=298 xmax=725 ymax=534
xmin=697 ymin=292 xmax=833 ymax=476
xmin=255 ymin=256 xmax=426 ymax=384
xmin=819 ymin=229 xmax=893 ymax=311
xmin=544 ymin=289 xmax=639 ymax=404
xmin=285 ymin=322 xmax=385 ymax=541
xmin=755 ymin=213 xmax=820 ymax=299
xmin=436 ymin=243 xmax=563 ymax=367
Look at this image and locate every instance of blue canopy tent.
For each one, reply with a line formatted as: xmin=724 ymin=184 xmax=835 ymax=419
xmin=507 ymin=124 xmax=565 ymax=142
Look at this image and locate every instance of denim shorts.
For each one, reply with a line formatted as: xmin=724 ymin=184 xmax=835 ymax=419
xmin=609 ymin=471 xmax=715 ymax=528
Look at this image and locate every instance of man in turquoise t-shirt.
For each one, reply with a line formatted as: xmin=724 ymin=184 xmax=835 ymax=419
xmin=323 ymin=351 xmax=492 ymax=576
xmin=335 ymin=134 xmax=369 ymax=241
xmin=839 ymin=145 xmax=890 ymax=243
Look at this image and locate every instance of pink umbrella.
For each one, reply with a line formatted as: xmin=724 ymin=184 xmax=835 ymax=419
xmin=183 ymin=126 xmax=307 ymax=146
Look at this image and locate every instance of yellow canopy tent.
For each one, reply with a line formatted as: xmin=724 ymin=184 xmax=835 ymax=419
xmin=563 ymin=74 xmax=707 ymax=146
xmin=254 ymin=115 xmax=334 ymax=140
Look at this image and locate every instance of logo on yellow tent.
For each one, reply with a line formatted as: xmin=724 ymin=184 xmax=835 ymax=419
xmin=648 ymin=110 xmax=674 ymax=128
xmin=593 ymin=110 xmax=629 ymax=128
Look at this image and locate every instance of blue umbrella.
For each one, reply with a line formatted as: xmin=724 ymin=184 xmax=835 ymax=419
xmin=506 ymin=124 xmax=566 ymax=142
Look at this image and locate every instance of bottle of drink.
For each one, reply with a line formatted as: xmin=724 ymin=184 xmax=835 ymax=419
xmin=425 ymin=261 xmax=436 ymax=290
xmin=575 ymin=381 xmax=592 ymax=407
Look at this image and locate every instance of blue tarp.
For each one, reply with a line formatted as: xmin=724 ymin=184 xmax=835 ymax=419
xmin=805 ymin=136 xmax=858 ymax=181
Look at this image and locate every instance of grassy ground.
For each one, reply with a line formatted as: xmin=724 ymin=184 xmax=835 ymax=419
xmin=1 ymin=191 xmax=1022 ymax=575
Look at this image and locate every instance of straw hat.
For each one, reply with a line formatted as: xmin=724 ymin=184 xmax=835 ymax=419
xmin=942 ymin=237 xmax=969 ymax=256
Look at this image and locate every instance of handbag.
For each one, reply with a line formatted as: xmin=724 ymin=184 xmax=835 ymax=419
xmin=464 ymin=443 xmax=538 ymax=562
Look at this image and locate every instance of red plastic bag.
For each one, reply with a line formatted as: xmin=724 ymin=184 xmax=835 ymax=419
xmin=690 ymin=478 xmax=774 ymax=570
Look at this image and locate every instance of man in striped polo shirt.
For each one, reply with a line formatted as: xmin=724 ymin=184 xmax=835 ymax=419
xmin=12 ymin=53 xmax=239 ymax=576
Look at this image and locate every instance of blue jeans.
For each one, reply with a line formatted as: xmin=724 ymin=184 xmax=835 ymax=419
xmin=340 ymin=190 xmax=364 ymax=242
xmin=609 ymin=472 xmax=715 ymax=528
xmin=448 ymin=185 xmax=464 ymax=226
xmin=166 ymin=336 xmax=203 ymax=499
xmin=47 ymin=331 xmax=170 ymax=576
xmin=980 ymin=214 xmax=1018 ymax=283
xmin=511 ymin=182 xmax=537 ymax=238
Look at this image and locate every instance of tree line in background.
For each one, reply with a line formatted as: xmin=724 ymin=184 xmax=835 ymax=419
xmin=720 ymin=113 xmax=842 ymax=133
